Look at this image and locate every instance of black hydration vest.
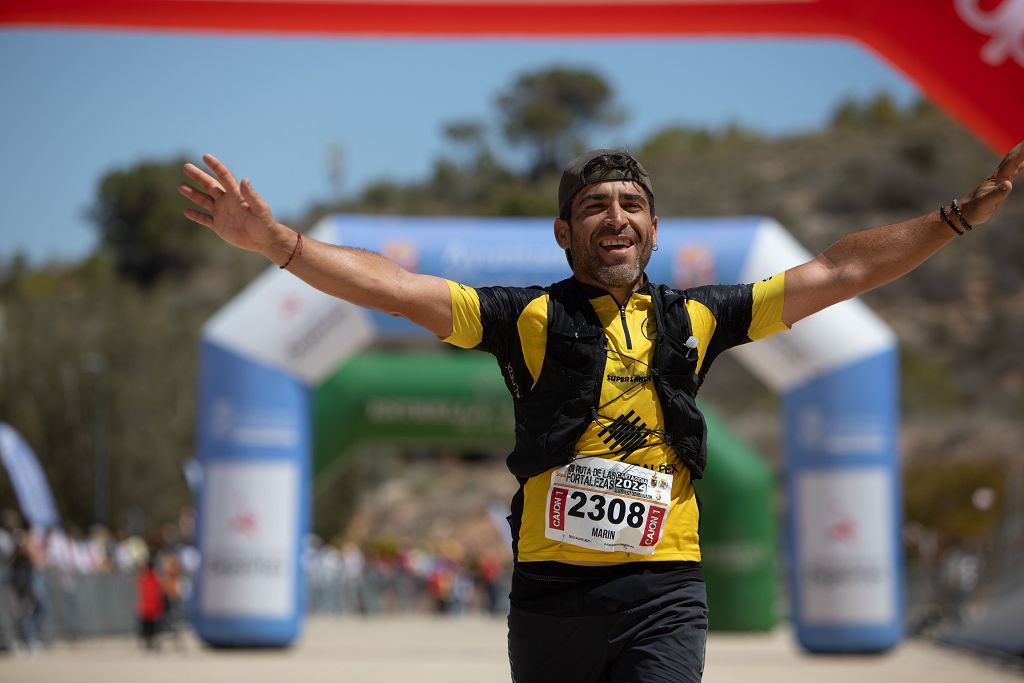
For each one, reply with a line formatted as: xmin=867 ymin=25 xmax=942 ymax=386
xmin=506 ymin=277 xmax=708 ymax=481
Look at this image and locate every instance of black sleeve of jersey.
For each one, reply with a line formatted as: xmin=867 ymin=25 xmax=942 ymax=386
xmin=475 ymin=285 xmax=546 ymax=360
xmin=685 ymin=283 xmax=755 ymax=385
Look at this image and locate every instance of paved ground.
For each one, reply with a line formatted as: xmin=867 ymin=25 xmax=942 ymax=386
xmin=3 ymin=617 xmax=1021 ymax=682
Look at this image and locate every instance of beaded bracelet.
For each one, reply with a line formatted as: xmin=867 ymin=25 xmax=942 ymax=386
xmin=950 ymin=198 xmax=973 ymax=232
xmin=939 ymin=205 xmax=964 ymax=236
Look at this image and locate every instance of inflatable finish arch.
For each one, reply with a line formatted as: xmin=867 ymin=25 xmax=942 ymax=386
xmin=197 ymin=215 xmax=899 ymax=652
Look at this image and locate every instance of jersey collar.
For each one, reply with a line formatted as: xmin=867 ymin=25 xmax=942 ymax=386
xmin=569 ymin=274 xmax=652 ymax=302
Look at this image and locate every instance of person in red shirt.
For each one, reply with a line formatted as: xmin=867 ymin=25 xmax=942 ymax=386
xmin=137 ymin=556 xmax=166 ymax=651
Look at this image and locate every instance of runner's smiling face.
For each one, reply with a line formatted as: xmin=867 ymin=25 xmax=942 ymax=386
xmin=554 ymin=180 xmax=658 ymax=293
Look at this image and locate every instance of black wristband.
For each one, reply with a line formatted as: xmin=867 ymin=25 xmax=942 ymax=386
xmin=950 ymin=198 xmax=973 ymax=232
xmin=939 ymin=205 xmax=964 ymax=236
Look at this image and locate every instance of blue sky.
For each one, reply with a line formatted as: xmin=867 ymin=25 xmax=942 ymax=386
xmin=0 ymin=30 xmax=919 ymax=264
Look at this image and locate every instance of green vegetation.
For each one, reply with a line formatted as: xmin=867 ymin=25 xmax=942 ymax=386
xmin=0 ymin=183 xmax=266 ymax=529
xmin=498 ymin=66 xmax=624 ymax=177
xmin=904 ymin=459 xmax=1004 ymax=543
xmin=90 ymin=157 xmax=206 ymax=286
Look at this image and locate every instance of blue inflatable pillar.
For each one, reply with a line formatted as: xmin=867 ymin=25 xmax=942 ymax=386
xmin=193 ymin=342 xmax=310 ymax=647
xmin=784 ymin=349 xmax=903 ymax=651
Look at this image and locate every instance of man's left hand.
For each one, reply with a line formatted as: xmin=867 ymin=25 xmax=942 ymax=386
xmin=961 ymin=140 xmax=1024 ymax=226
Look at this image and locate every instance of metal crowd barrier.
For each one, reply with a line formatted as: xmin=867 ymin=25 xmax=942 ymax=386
xmin=305 ymin=564 xmax=512 ymax=617
xmin=0 ymin=567 xmax=136 ymax=650
xmin=1 ymin=562 xmax=512 ymax=651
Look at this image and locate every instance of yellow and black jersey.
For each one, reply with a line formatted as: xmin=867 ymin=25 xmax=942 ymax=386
xmin=443 ymin=275 xmax=788 ymax=563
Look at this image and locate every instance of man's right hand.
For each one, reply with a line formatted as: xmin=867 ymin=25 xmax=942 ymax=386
xmin=179 ymin=153 xmax=454 ymax=338
xmin=179 ymin=154 xmax=291 ymax=257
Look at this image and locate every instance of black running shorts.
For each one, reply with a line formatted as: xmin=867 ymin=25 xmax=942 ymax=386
xmin=508 ymin=561 xmax=708 ymax=683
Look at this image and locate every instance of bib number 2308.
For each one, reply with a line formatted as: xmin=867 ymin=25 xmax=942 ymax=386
xmin=545 ymin=457 xmax=672 ymax=556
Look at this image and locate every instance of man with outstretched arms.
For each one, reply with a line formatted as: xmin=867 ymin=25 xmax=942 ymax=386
xmin=181 ymin=142 xmax=1023 ymax=682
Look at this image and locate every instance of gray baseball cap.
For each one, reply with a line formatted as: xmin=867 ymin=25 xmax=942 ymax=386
xmin=558 ymin=148 xmax=654 ymax=218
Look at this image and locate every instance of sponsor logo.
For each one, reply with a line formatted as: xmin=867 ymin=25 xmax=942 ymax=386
xmin=701 ymin=541 xmax=770 ymax=571
xmin=209 ymin=401 xmax=298 ymax=448
xmin=823 ymin=499 xmax=858 ymax=547
xmin=642 ymin=462 xmax=681 ymax=475
xmin=798 ymin=407 xmax=887 ymax=456
xmin=505 ymin=362 xmax=521 ymax=399
xmin=640 ymin=506 xmax=666 ymax=546
xmin=827 ymin=517 xmax=857 ymax=544
xmin=955 ymin=0 xmax=1024 ymax=67
xmin=278 ymin=293 xmax=303 ymax=320
xmin=549 ymin=487 xmax=567 ymax=531
xmin=206 ymin=554 xmax=285 ymax=578
xmin=365 ymin=397 xmax=509 ymax=431
xmin=673 ymin=245 xmax=715 ymax=290
xmin=606 ymin=373 xmax=650 ymax=384
xmin=285 ymin=303 xmax=352 ymax=360
xmin=226 ymin=494 xmax=259 ymax=540
xmin=642 ymin=316 xmax=658 ymax=341
xmin=441 ymin=241 xmax=565 ymax=274
xmin=805 ymin=562 xmax=885 ymax=587
xmin=383 ymin=241 xmax=419 ymax=273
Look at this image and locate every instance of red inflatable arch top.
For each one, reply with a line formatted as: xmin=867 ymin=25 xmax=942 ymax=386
xmin=3 ymin=0 xmax=1021 ymax=151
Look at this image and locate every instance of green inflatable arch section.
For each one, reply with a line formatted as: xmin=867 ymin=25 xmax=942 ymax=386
xmin=313 ymin=351 xmax=515 ymax=476
xmin=314 ymin=351 xmax=776 ymax=630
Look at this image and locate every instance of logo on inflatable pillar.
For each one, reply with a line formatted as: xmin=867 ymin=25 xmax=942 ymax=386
xmin=956 ymin=0 xmax=1024 ymax=67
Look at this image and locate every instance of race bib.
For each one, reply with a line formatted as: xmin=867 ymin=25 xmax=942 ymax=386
xmin=545 ymin=457 xmax=672 ymax=555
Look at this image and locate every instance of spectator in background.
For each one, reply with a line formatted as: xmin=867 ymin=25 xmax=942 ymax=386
xmin=6 ymin=529 xmax=43 ymax=651
xmin=68 ymin=525 xmax=98 ymax=574
xmin=475 ymin=552 xmax=503 ymax=615
xmin=87 ymin=525 xmax=114 ymax=573
xmin=159 ymin=552 xmax=186 ymax=649
xmin=136 ymin=556 xmax=165 ymax=651
xmin=427 ymin=558 xmax=455 ymax=614
xmin=0 ymin=525 xmax=13 ymax=563
xmin=340 ymin=542 xmax=365 ymax=614
xmin=114 ymin=529 xmax=149 ymax=573
xmin=44 ymin=528 xmax=82 ymax=643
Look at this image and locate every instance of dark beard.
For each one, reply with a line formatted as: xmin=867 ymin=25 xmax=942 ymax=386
xmin=570 ymin=229 xmax=654 ymax=289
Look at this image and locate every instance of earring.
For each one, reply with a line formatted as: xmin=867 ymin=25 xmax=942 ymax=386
xmin=652 ymin=243 xmax=659 ymax=252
